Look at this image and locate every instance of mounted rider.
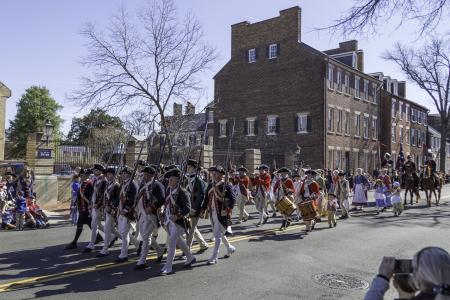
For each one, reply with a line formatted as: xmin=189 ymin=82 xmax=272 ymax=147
xmin=420 ymin=151 xmax=440 ymax=187
xmin=381 ymin=153 xmax=394 ymax=176
xmin=402 ymin=155 xmax=419 ymax=186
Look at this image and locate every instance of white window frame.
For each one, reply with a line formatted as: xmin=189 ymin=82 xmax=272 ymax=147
xmin=344 ymin=110 xmax=351 ymax=135
xmin=354 ymin=112 xmax=361 ymax=137
xmin=208 ymin=111 xmax=214 ymax=123
xmin=219 ymin=119 xmax=228 ymax=138
xmin=406 ymin=104 xmax=410 ymax=122
xmin=248 ymin=48 xmax=256 ymax=63
xmin=328 ymin=64 xmax=334 ymax=90
xmin=337 ymin=109 xmax=343 ymax=133
xmin=405 ymin=127 xmax=410 ymax=145
xmin=392 ymin=99 xmax=396 ymax=119
xmin=399 ymin=101 xmax=403 ymax=120
xmin=327 ymin=107 xmax=334 ymax=132
xmin=392 ymin=123 xmax=397 ymax=143
xmin=344 ymin=73 xmax=350 ymax=94
xmin=297 ymin=113 xmax=309 ymax=134
xmin=354 ymin=76 xmax=361 ymax=99
xmin=268 ymin=44 xmax=278 ymax=59
xmin=372 ymin=82 xmax=378 ymax=103
xmin=372 ymin=116 xmax=378 ymax=140
xmin=363 ymin=80 xmax=369 ymax=101
xmin=363 ymin=114 xmax=369 ymax=139
xmin=337 ymin=69 xmax=342 ymax=92
xmin=246 ymin=117 xmax=256 ymax=136
xmin=267 ymin=115 xmax=278 ymax=135
xmin=411 ymin=128 xmax=416 ymax=146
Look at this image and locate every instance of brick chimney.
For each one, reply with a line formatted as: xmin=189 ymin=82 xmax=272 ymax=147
xmin=173 ymin=103 xmax=182 ymax=116
xmin=398 ymin=81 xmax=406 ymax=98
xmin=231 ymin=6 xmax=302 ymax=62
xmin=339 ymin=40 xmax=358 ymax=52
xmin=185 ymin=102 xmax=195 ymax=115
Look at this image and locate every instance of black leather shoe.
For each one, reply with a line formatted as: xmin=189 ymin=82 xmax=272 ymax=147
xmin=183 ymin=257 xmax=196 ymax=268
xmin=65 ymin=243 xmax=77 ymax=250
xmin=109 ymin=237 xmax=118 ymax=248
xmin=136 ymin=241 xmax=143 ymax=256
xmin=134 ymin=263 xmax=146 ymax=270
xmin=115 ymin=257 xmax=128 ymax=263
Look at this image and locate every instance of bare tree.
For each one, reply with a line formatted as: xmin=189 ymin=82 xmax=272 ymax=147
xmin=71 ymin=0 xmax=217 ymax=159
xmin=124 ymin=108 xmax=155 ymax=136
xmin=322 ymin=0 xmax=449 ymax=36
xmin=383 ymin=38 xmax=450 ymax=171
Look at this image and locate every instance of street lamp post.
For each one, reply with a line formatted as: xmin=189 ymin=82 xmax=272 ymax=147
xmin=43 ymin=119 xmax=54 ymax=146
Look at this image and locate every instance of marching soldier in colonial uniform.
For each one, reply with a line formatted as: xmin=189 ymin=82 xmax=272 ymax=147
xmin=84 ymin=164 xmax=107 ymax=253
xmin=115 ymin=166 xmax=139 ymax=263
xmin=235 ymin=166 xmax=250 ymax=224
xmin=298 ymin=169 xmax=320 ymax=234
xmin=98 ymin=167 xmax=121 ymax=257
xmin=315 ymin=169 xmax=327 ymax=222
xmin=160 ymin=168 xmax=196 ymax=275
xmin=185 ymin=159 xmax=209 ymax=253
xmin=135 ymin=166 xmax=166 ymax=270
xmin=66 ymin=169 xmax=96 ymax=249
xmin=201 ymin=165 xmax=236 ymax=265
xmin=273 ymin=167 xmax=295 ymax=230
xmin=336 ymin=172 xmax=351 ymax=219
xmin=251 ymin=164 xmax=271 ymax=227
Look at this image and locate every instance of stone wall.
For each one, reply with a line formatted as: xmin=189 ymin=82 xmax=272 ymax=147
xmin=57 ymin=175 xmax=72 ymax=203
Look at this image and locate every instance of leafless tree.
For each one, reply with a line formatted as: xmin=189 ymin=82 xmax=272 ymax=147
xmin=384 ymin=38 xmax=450 ymax=171
xmin=322 ymin=0 xmax=449 ymax=36
xmin=124 ymin=108 xmax=155 ymax=136
xmin=71 ymin=0 xmax=217 ymax=159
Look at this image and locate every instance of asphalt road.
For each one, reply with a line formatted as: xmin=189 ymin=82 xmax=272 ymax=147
xmin=1 ymin=188 xmax=450 ymax=300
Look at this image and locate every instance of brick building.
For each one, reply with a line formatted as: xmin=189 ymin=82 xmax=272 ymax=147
xmin=212 ymin=6 xmax=381 ymax=172
xmin=370 ymin=73 xmax=428 ymax=168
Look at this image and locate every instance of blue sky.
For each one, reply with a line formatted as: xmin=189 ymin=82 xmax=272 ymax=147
xmin=1 ymin=0 xmax=448 ymax=134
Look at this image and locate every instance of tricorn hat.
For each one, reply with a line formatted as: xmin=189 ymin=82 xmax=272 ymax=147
xmin=257 ymin=164 xmax=269 ymax=171
xmin=92 ymin=163 xmax=105 ymax=172
xmin=187 ymin=159 xmax=199 ymax=169
xmin=105 ymin=167 xmax=116 ymax=175
xmin=210 ymin=165 xmax=226 ymax=175
xmin=120 ymin=166 xmax=133 ymax=175
xmin=164 ymin=168 xmax=182 ymax=178
xmin=142 ymin=166 xmax=157 ymax=175
xmin=305 ymin=169 xmax=317 ymax=176
xmin=276 ymin=167 xmax=291 ymax=174
xmin=237 ymin=166 xmax=248 ymax=173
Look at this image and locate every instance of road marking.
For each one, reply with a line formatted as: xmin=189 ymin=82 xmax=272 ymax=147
xmin=0 ymin=223 xmax=306 ymax=292
xmin=2 ymin=196 xmax=448 ymax=293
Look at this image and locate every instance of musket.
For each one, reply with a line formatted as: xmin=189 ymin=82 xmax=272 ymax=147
xmin=222 ymin=118 xmax=235 ymax=235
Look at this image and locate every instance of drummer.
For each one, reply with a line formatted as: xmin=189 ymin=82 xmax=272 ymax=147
xmin=273 ymin=167 xmax=295 ymax=231
xmin=298 ymin=169 xmax=320 ymax=235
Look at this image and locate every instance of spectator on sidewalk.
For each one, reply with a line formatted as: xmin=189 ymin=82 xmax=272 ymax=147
xmin=70 ymin=174 xmax=81 ymax=225
xmin=15 ymin=191 xmax=27 ymax=230
xmin=365 ymin=247 xmax=450 ymax=300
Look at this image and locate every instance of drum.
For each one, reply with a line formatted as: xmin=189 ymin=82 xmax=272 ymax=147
xmin=298 ymin=200 xmax=318 ymax=221
xmin=275 ymin=196 xmax=296 ymax=216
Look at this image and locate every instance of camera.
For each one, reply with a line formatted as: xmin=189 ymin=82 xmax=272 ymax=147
xmin=394 ymin=259 xmax=413 ymax=274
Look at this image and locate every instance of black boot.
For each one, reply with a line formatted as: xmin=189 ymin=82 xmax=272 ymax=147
xmin=95 ymin=233 xmax=103 ymax=244
xmin=280 ymin=220 xmax=286 ymax=231
xmin=66 ymin=227 xmax=83 ymax=249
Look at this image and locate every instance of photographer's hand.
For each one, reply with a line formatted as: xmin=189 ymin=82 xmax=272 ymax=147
xmin=378 ymin=256 xmax=396 ymax=279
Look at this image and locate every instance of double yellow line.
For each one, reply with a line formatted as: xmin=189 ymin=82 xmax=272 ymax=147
xmin=0 ymin=223 xmax=306 ymax=293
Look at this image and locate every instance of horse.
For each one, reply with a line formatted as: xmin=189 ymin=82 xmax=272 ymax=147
xmin=420 ymin=166 xmax=441 ymax=207
xmin=402 ymin=172 xmax=420 ymax=206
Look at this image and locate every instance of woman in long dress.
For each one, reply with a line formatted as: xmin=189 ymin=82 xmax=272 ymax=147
xmin=352 ymin=168 xmax=368 ymax=210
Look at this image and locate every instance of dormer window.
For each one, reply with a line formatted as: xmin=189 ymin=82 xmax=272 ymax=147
xmin=268 ymin=44 xmax=278 ymax=59
xmin=248 ymin=48 xmax=256 ymax=63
